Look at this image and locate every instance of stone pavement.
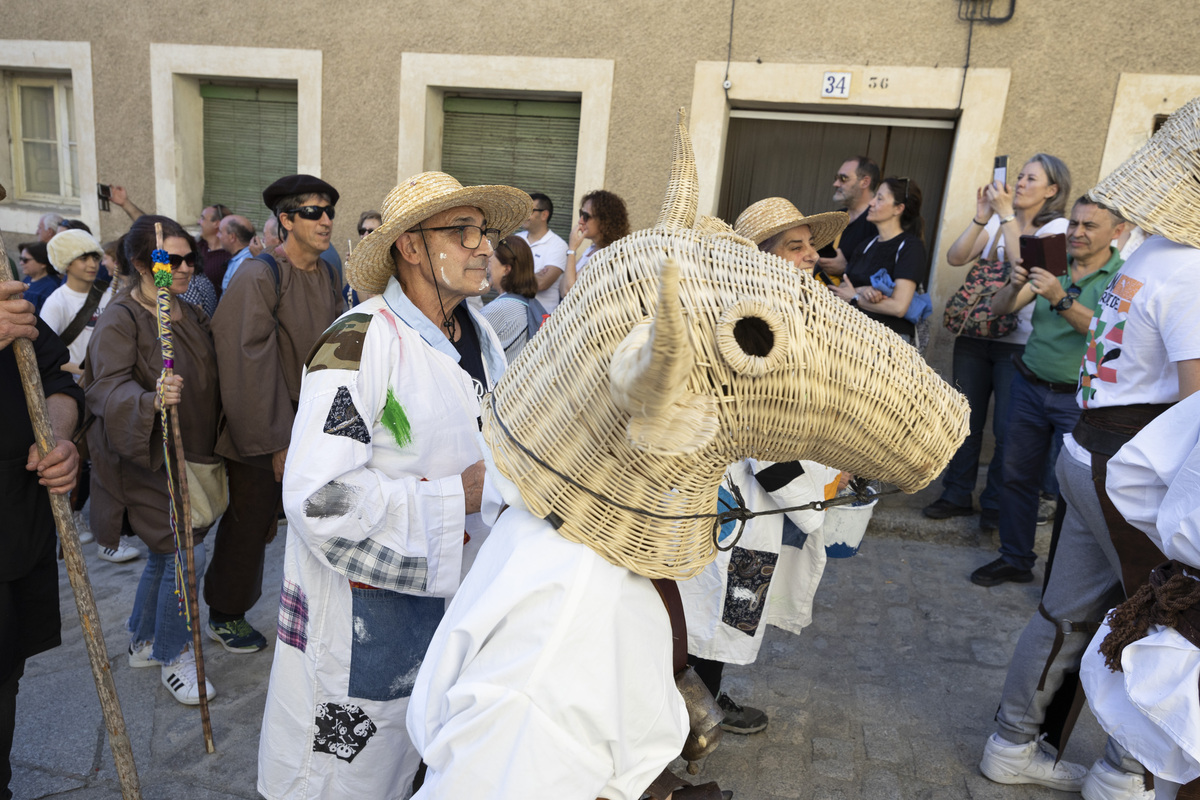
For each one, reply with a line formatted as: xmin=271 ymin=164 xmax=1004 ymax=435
xmin=12 ymin=483 xmax=1107 ymax=800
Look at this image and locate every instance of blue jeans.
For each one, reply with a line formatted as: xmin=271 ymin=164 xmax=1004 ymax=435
xmin=127 ymin=542 xmax=206 ymax=665
xmin=939 ymin=337 xmax=1023 ymax=513
xmin=996 ymin=373 xmax=1082 ymax=569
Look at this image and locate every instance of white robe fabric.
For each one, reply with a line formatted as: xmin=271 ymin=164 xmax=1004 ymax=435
xmin=406 ymin=504 xmax=688 ymax=800
xmin=679 ymin=460 xmax=841 ymax=665
xmin=1080 ymin=393 xmax=1200 ymax=783
xmin=258 ymin=278 xmax=506 ymax=800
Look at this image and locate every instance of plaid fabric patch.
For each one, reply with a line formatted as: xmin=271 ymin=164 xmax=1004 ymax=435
xmin=277 ymin=579 xmax=309 ymax=651
xmin=320 ymin=537 xmax=429 ymax=594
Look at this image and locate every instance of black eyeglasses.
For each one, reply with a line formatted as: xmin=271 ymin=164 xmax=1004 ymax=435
xmin=418 ymin=224 xmax=500 ymax=250
xmin=162 ymin=252 xmax=198 ymax=268
xmin=579 ymin=210 xmax=593 ymax=222
xmin=287 ymin=205 xmax=336 ymax=222
xmin=18 ymin=256 xmax=33 ymax=263
xmin=358 ymin=226 xmax=378 ymax=236
xmin=533 ymin=207 xmax=550 ymax=214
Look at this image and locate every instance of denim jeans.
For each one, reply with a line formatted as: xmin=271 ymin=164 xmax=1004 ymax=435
xmin=128 ymin=542 xmax=207 ymax=665
xmin=996 ymin=373 xmax=1082 ymax=570
xmin=939 ymin=336 xmax=1024 ymax=512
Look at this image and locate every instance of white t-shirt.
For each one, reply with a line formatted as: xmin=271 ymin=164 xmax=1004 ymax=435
xmin=517 ymin=228 xmax=568 ymax=313
xmin=972 ymin=214 xmax=1070 ymax=345
xmin=39 ymin=282 xmax=113 ymax=367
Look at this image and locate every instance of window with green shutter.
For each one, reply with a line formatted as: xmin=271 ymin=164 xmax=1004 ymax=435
xmin=441 ymin=96 xmax=580 ymax=242
xmin=201 ymin=83 xmax=298 ymax=227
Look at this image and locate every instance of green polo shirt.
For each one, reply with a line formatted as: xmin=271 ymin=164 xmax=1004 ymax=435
xmin=1023 ymin=246 xmax=1124 ymax=385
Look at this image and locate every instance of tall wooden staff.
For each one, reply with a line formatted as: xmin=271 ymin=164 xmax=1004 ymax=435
xmin=151 ymin=224 xmax=215 ymax=752
xmin=0 ymin=185 xmax=143 ymax=798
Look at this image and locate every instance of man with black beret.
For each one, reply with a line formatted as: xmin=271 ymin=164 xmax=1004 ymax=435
xmin=205 ymin=174 xmax=344 ymax=653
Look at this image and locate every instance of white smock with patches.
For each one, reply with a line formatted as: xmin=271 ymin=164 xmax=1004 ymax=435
xmin=258 ymin=275 xmax=506 ymax=800
xmin=1081 ymin=393 xmax=1200 ymax=784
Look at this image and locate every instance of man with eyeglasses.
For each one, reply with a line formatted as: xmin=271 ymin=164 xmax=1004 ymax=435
xmin=816 ymin=156 xmax=880 ymax=282
xmin=206 ymin=174 xmax=344 ymax=657
xmin=196 ymin=204 xmax=233 ymax=297
xmin=516 ymin=192 xmax=569 ymax=313
xmin=257 ymin=172 xmax=526 ymax=799
xmin=967 ymin=197 xmax=1127 ymax=588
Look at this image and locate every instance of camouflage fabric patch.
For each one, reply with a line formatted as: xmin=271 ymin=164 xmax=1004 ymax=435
xmin=306 ymin=313 xmax=373 ymax=372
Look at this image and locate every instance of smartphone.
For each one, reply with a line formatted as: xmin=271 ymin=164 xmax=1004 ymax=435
xmin=1019 ymin=233 xmax=1069 ymax=277
xmin=97 ymin=183 xmax=112 ymax=212
xmin=993 ymin=156 xmax=1009 ymax=188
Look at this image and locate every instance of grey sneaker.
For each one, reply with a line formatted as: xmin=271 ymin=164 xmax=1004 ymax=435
xmin=72 ymin=510 xmax=95 ymax=544
xmin=1081 ymin=759 xmax=1154 ymax=800
xmin=980 ymin=733 xmax=1087 ymax=792
xmin=717 ymin=692 xmax=768 ymax=734
xmin=1037 ymin=494 xmax=1058 ymax=525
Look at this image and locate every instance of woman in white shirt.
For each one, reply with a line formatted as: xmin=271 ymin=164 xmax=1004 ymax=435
xmin=924 ymin=154 xmax=1071 ymax=531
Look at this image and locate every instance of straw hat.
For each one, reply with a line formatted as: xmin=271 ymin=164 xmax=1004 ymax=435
xmin=345 ymin=172 xmax=532 ymax=295
xmin=1089 ymin=97 xmax=1200 ymax=249
xmin=734 ymin=198 xmax=848 ymax=251
xmin=481 ymin=110 xmax=969 ymax=580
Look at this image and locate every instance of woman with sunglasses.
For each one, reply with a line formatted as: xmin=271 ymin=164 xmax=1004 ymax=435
xmin=830 ymin=176 xmax=927 ymax=344
xmin=83 ymin=214 xmax=223 ymax=705
xmin=16 ymin=240 xmax=60 ymax=313
xmin=560 ymin=189 xmax=630 ymax=298
xmin=344 ymin=211 xmax=383 ymax=308
xmin=481 ymin=235 xmax=547 ymax=362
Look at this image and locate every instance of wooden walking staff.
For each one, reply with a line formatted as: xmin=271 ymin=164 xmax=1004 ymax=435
xmin=151 ymin=223 xmax=215 ymax=752
xmin=0 ymin=184 xmax=143 ymax=799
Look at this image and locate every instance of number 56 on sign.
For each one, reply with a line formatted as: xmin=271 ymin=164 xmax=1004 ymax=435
xmin=821 ymin=72 xmax=852 ymax=99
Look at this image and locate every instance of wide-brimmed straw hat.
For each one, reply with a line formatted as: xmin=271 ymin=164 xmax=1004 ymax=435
xmin=734 ymin=198 xmax=848 ymax=252
xmin=345 ymin=172 xmax=532 ymax=295
xmin=1089 ymin=97 xmax=1200 ymax=249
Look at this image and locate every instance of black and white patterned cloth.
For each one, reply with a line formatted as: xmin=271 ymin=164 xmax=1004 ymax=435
xmin=323 ymin=386 xmax=371 ymax=444
xmin=312 ymin=702 xmax=376 ymax=763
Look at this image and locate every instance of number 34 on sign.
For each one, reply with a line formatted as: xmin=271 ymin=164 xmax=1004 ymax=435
xmin=821 ymin=72 xmax=852 ymax=99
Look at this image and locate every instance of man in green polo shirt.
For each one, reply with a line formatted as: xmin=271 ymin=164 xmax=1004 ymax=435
xmin=968 ymin=196 xmax=1127 ymax=586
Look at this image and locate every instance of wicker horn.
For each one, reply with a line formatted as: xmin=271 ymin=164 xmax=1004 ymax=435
xmin=654 ymin=107 xmax=699 ymax=231
xmin=609 ymin=255 xmax=719 ymax=455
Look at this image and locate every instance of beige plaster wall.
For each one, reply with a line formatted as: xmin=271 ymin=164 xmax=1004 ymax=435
xmin=2 ymin=0 xmax=1197 ymax=329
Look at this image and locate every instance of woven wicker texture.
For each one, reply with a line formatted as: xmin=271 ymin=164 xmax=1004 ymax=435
xmin=482 ymin=114 xmax=969 ymax=580
xmin=655 ymin=108 xmax=699 ymax=230
xmin=345 ymin=172 xmax=532 ymax=295
xmin=1089 ymin=96 xmax=1200 ymax=248
xmin=734 ymin=197 xmax=849 ymax=252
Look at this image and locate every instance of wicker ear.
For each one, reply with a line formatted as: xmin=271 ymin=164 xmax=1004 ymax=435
xmin=609 ymin=256 xmax=718 ymax=455
xmin=655 ymin=107 xmax=699 ymax=231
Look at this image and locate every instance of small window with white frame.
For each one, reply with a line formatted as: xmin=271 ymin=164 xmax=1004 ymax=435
xmin=8 ymin=73 xmax=78 ymax=202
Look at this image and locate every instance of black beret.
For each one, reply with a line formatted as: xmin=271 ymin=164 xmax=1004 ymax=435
xmin=262 ymin=174 xmax=340 ymax=211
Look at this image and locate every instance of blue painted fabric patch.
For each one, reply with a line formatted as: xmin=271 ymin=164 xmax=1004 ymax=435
xmin=347 ymin=587 xmax=444 ymax=702
xmin=716 ymin=485 xmax=738 ymax=544
xmin=781 ymin=517 xmax=809 ymax=549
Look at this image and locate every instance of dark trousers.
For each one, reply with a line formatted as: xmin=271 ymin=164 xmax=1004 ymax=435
xmin=687 ymin=654 xmax=724 ymax=699
xmin=997 ymin=373 xmax=1082 ymax=570
xmin=0 ymin=661 xmax=22 ymax=800
xmin=203 ymin=459 xmax=281 ymax=617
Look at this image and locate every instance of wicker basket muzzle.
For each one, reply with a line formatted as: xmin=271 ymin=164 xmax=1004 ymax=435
xmin=483 ymin=226 xmax=969 ymax=580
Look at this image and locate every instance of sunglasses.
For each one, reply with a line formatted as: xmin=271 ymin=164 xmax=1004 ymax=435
xmin=896 ymin=177 xmax=911 ymax=202
xmin=161 ymin=252 xmax=198 ymax=268
xmin=579 ymin=210 xmax=593 ymax=223
xmin=18 ymin=256 xmax=33 ymax=263
xmin=288 ymin=205 xmax=336 ymax=221
xmin=358 ymin=226 xmax=378 ymax=236
xmin=533 ymin=207 xmax=550 ymax=214
xmin=418 ymin=224 xmax=501 ymax=250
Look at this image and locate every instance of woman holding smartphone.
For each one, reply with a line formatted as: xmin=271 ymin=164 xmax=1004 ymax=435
xmin=924 ymin=154 xmax=1071 ymax=532
xmin=559 ymin=189 xmax=629 ymax=298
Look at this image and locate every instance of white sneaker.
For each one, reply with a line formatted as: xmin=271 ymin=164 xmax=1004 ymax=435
xmin=1081 ymin=759 xmax=1155 ymax=800
xmin=128 ymin=640 xmax=156 ymax=669
xmin=161 ymin=650 xmax=216 ymax=706
xmin=980 ymin=732 xmax=1088 ymax=792
xmin=98 ymin=540 xmax=141 ymax=563
xmin=72 ymin=510 xmax=94 ymax=544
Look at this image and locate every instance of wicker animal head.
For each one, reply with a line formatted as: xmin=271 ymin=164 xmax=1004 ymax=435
xmin=483 ymin=110 xmax=969 ymax=579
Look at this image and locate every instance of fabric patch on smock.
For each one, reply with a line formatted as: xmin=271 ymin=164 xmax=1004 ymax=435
xmin=306 ymin=313 xmax=372 ymax=373
xmin=347 ymin=588 xmax=444 ymax=701
xmin=323 ymin=386 xmax=371 ymax=444
xmin=722 ymin=546 xmax=778 ymax=636
xmin=320 ymin=536 xmax=429 ymax=594
xmin=277 ymin=579 xmax=308 ymax=651
xmin=303 ymin=480 xmax=362 ymax=519
xmin=312 ymin=702 xmax=376 ymax=762
xmin=381 ymin=387 xmax=412 ymax=448
xmin=716 ymin=485 xmax=739 ymax=545
xmin=781 ymin=518 xmax=809 ymax=549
